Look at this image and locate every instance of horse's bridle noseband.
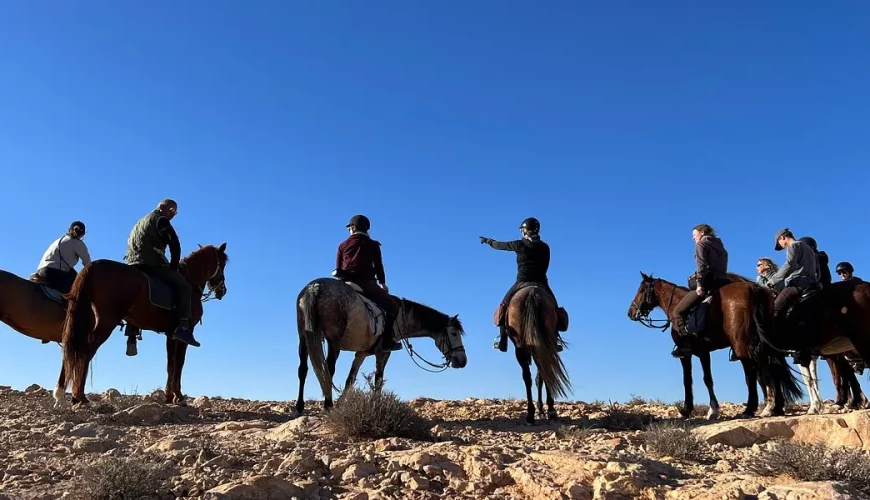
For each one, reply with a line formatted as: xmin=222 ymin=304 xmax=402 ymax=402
xmin=634 ymin=280 xmax=676 ymax=331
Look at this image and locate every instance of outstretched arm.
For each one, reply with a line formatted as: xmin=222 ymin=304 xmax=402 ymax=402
xmin=479 ymin=237 xmax=522 ymax=251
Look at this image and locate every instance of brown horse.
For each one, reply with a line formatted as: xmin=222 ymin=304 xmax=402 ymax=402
xmin=54 ymin=243 xmax=228 ymax=408
xmin=295 ymin=277 xmax=467 ymax=416
xmin=628 ymin=273 xmax=803 ymax=418
xmin=826 ymin=352 xmax=869 ymax=410
xmin=0 ymin=269 xmax=69 ymax=344
xmin=503 ymin=285 xmax=571 ymax=425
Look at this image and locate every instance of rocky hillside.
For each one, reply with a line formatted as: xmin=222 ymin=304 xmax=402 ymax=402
xmin=1 ymin=384 xmax=870 ymax=499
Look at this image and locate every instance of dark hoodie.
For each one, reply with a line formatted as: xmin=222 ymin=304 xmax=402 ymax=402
xmin=694 ymin=235 xmax=728 ymax=288
xmin=816 ymin=250 xmax=832 ymax=286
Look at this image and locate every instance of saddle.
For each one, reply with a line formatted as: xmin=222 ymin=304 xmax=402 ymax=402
xmin=29 ymin=274 xmax=67 ymax=306
xmin=785 ymin=284 xmax=824 ymax=328
xmin=340 ymin=280 xmax=386 ymax=338
xmin=493 ymin=282 xmax=569 ymax=332
xmin=130 ymin=266 xmax=177 ymax=311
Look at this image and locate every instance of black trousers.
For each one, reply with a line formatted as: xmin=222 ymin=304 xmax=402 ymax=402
xmin=37 ymin=267 xmax=77 ymax=294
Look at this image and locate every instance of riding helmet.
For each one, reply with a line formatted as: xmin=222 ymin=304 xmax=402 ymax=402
xmin=69 ymin=221 xmax=86 ymax=236
xmin=346 ymin=214 xmax=371 ymax=232
xmin=520 ymin=217 xmax=540 ymax=232
xmin=798 ymin=236 xmax=818 ymax=251
xmin=836 ymin=262 xmax=854 ymax=274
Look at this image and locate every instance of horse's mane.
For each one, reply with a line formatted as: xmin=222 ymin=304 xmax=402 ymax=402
xmin=650 ymin=271 xmax=754 ymax=292
xmin=727 ymin=273 xmax=754 ymax=283
xmin=181 ymin=245 xmax=229 ymax=266
xmin=400 ymin=298 xmax=464 ymax=335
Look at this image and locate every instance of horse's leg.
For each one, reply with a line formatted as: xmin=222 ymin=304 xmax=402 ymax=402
xmin=678 ymin=355 xmax=694 ymax=419
xmin=343 ymin=352 xmax=368 ymax=393
xmin=799 ymin=358 xmax=822 ymax=415
xmin=845 ymin=366 xmax=867 ymax=410
xmin=170 ymin=341 xmax=188 ymax=405
xmin=738 ymin=359 xmax=759 ymax=418
xmin=535 ymin=371 xmax=545 ymax=418
xmin=698 ymin=352 xmax=720 ymax=420
xmin=295 ymin=334 xmax=308 ymax=417
xmin=545 ymin=383 xmax=557 ymax=421
xmin=71 ymin=324 xmax=114 ymax=405
xmin=515 ymin=347 xmax=535 ymax=425
xmin=53 ymin=365 xmax=67 ymax=408
xmin=809 ymin=357 xmax=823 ymax=414
xmin=373 ymin=352 xmax=391 ymax=392
xmin=827 ymin=357 xmax=848 ymax=409
xmin=165 ymin=337 xmax=178 ymax=404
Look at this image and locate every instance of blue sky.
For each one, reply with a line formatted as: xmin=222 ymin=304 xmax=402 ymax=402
xmin=1 ymin=2 xmax=868 ymax=406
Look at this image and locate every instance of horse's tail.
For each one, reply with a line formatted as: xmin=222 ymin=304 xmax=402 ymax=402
xmin=61 ymin=264 xmax=96 ymax=394
xmin=519 ymin=288 xmax=572 ymax=399
xmin=297 ymin=283 xmax=338 ymax=397
xmin=750 ymin=285 xmax=804 ymax=404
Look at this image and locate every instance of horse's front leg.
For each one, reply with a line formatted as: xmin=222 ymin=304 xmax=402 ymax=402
xmin=678 ymin=355 xmax=694 ymax=418
xmin=171 ymin=341 xmax=189 ymax=405
xmin=343 ymin=352 xmax=368 ymax=394
xmin=53 ymin=364 xmax=68 ymax=409
xmin=738 ymin=360 xmax=759 ymax=418
xmin=295 ymin=334 xmax=309 ymax=417
xmin=698 ymin=352 xmax=720 ymax=420
xmin=515 ymin=348 xmax=535 ymax=425
xmin=535 ymin=371 xmax=545 ymax=417
xmin=165 ymin=336 xmax=178 ymax=403
xmin=373 ymin=352 xmax=391 ymax=392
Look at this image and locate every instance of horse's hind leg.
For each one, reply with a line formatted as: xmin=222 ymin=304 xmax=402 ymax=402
xmin=535 ymin=371 xmax=545 ymax=417
xmin=71 ymin=323 xmax=114 ymax=405
xmin=738 ymin=360 xmax=759 ymax=418
xmin=827 ymin=357 xmax=848 ymax=408
xmin=799 ymin=358 xmax=822 ymax=415
xmin=544 ymin=382 xmax=557 ymax=421
xmin=53 ymin=365 xmax=67 ymax=408
xmin=166 ymin=340 xmax=188 ymax=405
xmin=845 ymin=368 xmax=868 ymax=409
xmin=295 ymin=334 xmax=309 ymax=416
xmin=515 ymin=347 xmax=535 ymax=425
xmin=698 ymin=352 xmax=720 ymax=420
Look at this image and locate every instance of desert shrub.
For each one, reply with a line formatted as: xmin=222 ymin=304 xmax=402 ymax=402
xmin=746 ymin=441 xmax=870 ymax=493
xmin=602 ymin=401 xmax=653 ymax=431
xmin=73 ymin=457 xmax=165 ymax=500
xmin=326 ymin=375 xmax=432 ymax=441
xmin=644 ymin=420 xmax=710 ymax=461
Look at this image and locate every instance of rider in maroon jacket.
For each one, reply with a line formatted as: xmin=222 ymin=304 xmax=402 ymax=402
xmin=335 ymin=215 xmax=402 ymax=351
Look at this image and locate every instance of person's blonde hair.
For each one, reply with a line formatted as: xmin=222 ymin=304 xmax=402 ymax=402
xmin=693 ymin=223 xmax=716 ymax=237
xmin=758 ymin=257 xmax=778 ymax=273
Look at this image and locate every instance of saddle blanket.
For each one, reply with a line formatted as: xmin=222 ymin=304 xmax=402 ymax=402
xmin=344 ymin=281 xmax=386 ymax=338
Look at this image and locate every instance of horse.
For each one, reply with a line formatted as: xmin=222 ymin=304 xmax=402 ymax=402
xmin=825 ymin=351 xmax=869 ymax=410
xmin=628 ymin=272 xmax=803 ymax=418
xmin=503 ymin=285 xmax=571 ymax=425
xmin=55 ymin=243 xmax=228 ymax=408
xmin=761 ymin=278 xmax=870 ymax=414
xmin=295 ymin=277 xmax=467 ymax=416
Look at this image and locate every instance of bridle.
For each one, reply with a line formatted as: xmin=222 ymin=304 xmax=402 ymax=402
xmin=395 ymin=309 xmax=466 ymax=373
xmin=200 ymin=254 xmax=226 ymax=303
xmin=634 ymin=279 xmax=676 ymax=331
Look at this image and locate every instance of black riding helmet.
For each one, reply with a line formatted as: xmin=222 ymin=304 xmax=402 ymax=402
xmin=798 ymin=236 xmax=818 ymax=251
xmin=69 ymin=221 xmax=86 ymax=236
xmin=836 ymin=262 xmax=854 ymax=274
xmin=346 ymin=214 xmax=371 ymax=232
xmin=520 ymin=217 xmax=540 ymax=232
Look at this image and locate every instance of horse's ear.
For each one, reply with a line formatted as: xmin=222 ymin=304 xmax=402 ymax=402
xmin=198 ymin=244 xmax=203 ymax=249
xmin=640 ymin=271 xmax=649 ymax=281
xmin=219 ymin=242 xmax=227 ymax=252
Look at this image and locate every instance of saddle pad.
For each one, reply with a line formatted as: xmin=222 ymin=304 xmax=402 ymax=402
xmin=357 ymin=293 xmax=386 ymax=338
xmin=39 ymin=285 xmax=65 ymax=305
xmin=145 ymin=275 xmax=174 ymax=310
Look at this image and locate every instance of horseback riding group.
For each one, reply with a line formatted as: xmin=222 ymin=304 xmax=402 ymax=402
xmin=629 ymin=223 xmax=870 ymax=419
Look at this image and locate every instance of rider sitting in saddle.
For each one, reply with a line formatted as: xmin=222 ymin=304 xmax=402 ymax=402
xmin=836 ymin=262 xmax=862 ymax=282
xmin=765 ymin=228 xmax=819 ymax=326
xmin=756 ymin=257 xmax=783 ymax=292
xmin=33 ymin=221 xmax=91 ymax=294
xmin=334 ymin=214 xmax=402 ymax=352
xmin=479 ymin=217 xmax=564 ymax=353
xmin=123 ymin=199 xmax=199 ymax=348
xmin=799 ymin=236 xmax=832 ymax=288
xmin=671 ymin=224 xmax=730 ymax=358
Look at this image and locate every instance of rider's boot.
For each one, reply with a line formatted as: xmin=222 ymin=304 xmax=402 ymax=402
xmin=382 ymin=313 xmax=402 ymax=351
xmin=171 ymin=319 xmax=201 ymax=348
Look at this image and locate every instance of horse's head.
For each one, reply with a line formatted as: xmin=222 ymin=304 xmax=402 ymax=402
xmin=190 ymin=242 xmax=229 ymax=300
xmin=435 ymin=314 xmax=467 ymax=369
xmin=628 ymin=272 xmax=659 ymax=321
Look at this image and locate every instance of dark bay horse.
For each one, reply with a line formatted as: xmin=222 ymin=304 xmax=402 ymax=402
xmin=504 ymin=285 xmax=571 ymax=425
xmin=0 ymin=269 xmax=68 ymax=344
xmin=628 ymin=273 xmax=803 ymax=418
xmin=55 ymin=244 xmax=228 ymax=408
xmin=294 ymin=278 xmax=467 ymax=416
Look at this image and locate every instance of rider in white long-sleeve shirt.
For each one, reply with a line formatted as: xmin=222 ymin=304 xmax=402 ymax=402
xmin=34 ymin=221 xmax=91 ymax=293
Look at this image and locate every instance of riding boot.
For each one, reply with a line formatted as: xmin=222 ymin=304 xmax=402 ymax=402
xmin=382 ymin=313 xmax=402 ymax=351
xmin=493 ymin=327 xmax=508 ymax=352
xmin=171 ymin=319 xmax=201 ymax=348
xmin=125 ymin=325 xmax=140 ymax=357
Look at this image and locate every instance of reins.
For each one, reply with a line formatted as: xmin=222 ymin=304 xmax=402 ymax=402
xmin=395 ymin=308 xmax=464 ymax=373
xmin=635 ymin=280 xmax=677 ymax=332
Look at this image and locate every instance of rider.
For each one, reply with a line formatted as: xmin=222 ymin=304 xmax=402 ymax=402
xmin=756 ymin=257 xmax=782 ymax=291
xmin=671 ymin=224 xmax=729 ymax=357
xmin=334 ymin=214 xmax=402 ymax=351
xmin=34 ymin=221 xmax=91 ymax=294
xmin=836 ymin=262 xmax=862 ymax=282
xmin=798 ymin=236 xmax=832 ymax=287
xmin=479 ymin=217 xmax=563 ymax=353
xmin=123 ymin=199 xmax=198 ymax=348
xmin=765 ymin=228 xmax=819 ymax=325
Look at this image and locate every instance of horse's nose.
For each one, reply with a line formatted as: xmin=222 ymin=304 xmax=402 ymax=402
xmin=452 ymin=353 xmax=467 ymax=369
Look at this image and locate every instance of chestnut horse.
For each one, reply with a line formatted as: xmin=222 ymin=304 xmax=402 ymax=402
xmin=55 ymin=244 xmax=228 ymax=408
xmin=0 ymin=269 xmax=69 ymax=344
xmin=295 ymin=277 xmax=467 ymax=416
xmin=505 ymin=285 xmax=571 ymax=425
xmin=628 ymin=273 xmax=803 ymax=418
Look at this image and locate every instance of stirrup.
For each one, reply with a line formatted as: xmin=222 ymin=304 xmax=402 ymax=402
xmin=171 ymin=328 xmax=201 ymax=348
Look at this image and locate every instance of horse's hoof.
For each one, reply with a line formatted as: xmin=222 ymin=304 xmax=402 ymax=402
xmin=679 ymin=408 xmax=692 ymax=419
xmin=547 ymin=411 xmax=559 ymax=422
xmin=706 ymin=410 xmax=720 ymax=421
xmin=736 ymin=411 xmax=755 ymax=419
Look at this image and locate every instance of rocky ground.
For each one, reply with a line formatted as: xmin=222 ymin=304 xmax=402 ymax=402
xmin=1 ymin=384 xmax=870 ymax=499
